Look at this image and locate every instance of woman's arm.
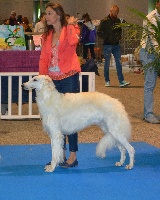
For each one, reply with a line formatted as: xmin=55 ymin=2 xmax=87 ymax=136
xmin=66 ymin=16 xmax=80 ymax=45
xmin=39 ymin=34 xmax=50 ymax=75
xmin=67 ymin=24 xmax=80 ymax=45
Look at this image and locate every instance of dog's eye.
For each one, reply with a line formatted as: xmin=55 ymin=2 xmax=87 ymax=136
xmin=33 ymin=79 xmax=37 ymax=82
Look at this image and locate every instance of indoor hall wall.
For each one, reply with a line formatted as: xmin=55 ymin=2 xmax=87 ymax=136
xmin=49 ymin=0 xmax=148 ymax=24
xmin=0 ymin=0 xmax=34 ymax=24
xmin=48 ymin=0 xmax=148 ymax=24
xmin=0 ymin=0 xmax=148 ymax=25
xmin=104 ymin=0 xmax=148 ymax=24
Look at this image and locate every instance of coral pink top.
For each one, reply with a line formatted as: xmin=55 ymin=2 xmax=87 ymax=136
xmin=39 ymin=24 xmax=81 ymax=80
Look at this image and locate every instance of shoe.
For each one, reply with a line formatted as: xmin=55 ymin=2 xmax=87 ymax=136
xmin=119 ymin=81 xmax=130 ymax=87
xmin=105 ymin=81 xmax=110 ymax=87
xmin=144 ymin=116 xmax=160 ymax=124
xmin=155 ymin=115 xmax=160 ymax=121
xmin=45 ymin=157 xmax=67 ymax=167
xmin=61 ymin=159 xmax=78 ymax=168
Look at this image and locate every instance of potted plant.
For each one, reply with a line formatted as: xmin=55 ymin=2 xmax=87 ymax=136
xmin=117 ymin=7 xmax=160 ymax=72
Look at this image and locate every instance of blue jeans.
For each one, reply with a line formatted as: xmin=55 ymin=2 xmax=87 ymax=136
xmin=140 ymin=48 xmax=158 ymax=118
xmin=103 ymin=44 xmax=124 ymax=83
xmin=53 ymin=73 xmax=80 ymax=152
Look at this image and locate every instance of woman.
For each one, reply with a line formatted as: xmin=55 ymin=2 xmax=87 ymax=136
xmin=80 ymin=13 xmax=96 ymax=63
xmin=39 ymin=3 xmax=81 ymax=168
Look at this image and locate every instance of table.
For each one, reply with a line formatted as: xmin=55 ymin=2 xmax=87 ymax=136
xmin=0 ymin=50 xmax=40 ymax=103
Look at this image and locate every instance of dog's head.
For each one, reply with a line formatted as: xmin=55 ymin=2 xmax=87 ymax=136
xmin=22 ymin=75 xmax=52 ymax=91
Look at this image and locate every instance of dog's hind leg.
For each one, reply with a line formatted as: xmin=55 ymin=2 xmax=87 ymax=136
xmin=45 ymin=133 xmax=64 ymax=172
xmin=115 ymin=144 xmax=126 ymax=167
xmin=96 ymin=134 xmax=116 ymax=158
xmin=116 ymin=137 xmax=135 ymax=170
xmin=125 ymin=143 xmax=135 ymax=170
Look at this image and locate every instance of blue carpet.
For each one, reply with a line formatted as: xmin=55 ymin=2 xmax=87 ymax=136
xmin=0 ymin=142 xmax=160 ymax=200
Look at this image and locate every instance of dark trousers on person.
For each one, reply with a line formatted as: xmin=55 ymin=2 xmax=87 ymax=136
xmin=53 ymin=73 xmax=80 ymax=152
xmin=83 ymin=44 xmax=96 ymax=59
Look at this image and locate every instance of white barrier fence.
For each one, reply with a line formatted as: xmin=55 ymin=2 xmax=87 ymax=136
xmin=0 ymin=72 xmax=95 ymax=120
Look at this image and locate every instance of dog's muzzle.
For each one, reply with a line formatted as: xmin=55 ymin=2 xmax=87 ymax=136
xmin=21 ymin=83 xmax=28 ymax=90
xmin=21 ymin=84 xmax=24 ymax=89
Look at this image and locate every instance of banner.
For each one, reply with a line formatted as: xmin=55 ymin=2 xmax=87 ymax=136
xmin=0 ymin=25 xmax=26 ymax=50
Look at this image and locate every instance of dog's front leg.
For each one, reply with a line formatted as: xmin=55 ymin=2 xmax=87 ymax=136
xmin=44 ymin=132 xmax=64 ymax=172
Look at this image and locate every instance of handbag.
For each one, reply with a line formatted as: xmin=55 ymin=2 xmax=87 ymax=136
xmin=81 ymin=58 xmax=100 ymax=76
xmin=81 ymin=58 xmax=100 ymax=92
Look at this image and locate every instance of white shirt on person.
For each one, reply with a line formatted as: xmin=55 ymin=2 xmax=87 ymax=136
xmin=141 ymin=9 xmax=160 ymax=49
xmin=34 ymin=21 xmax=44 ymax=33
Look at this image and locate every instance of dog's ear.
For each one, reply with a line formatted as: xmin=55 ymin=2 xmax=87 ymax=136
xmin=33 ymin=76 xmax=38 ymax=81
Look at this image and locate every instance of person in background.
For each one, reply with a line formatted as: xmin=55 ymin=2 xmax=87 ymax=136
xmin=97 ymin=5 xmax=130 ymax=87
xmin=39 ymin=2 xmax=80 ymax=168
xmin=3 ymin=19 xmax=9 ymax=25
xmin=22 ymin=17 xmax=32 ymax=32
xmin=140 ymin=0 xmax=160 ymax=124
xmin=17 ymin=15 xmax=23 ymax=25
xmin=80 ymin=13 xmax=96 ymax=64
xmin=9 ymin=11 xmax=18 ymax=26
xmin=34 ymin=12 xmax=45 ymax=33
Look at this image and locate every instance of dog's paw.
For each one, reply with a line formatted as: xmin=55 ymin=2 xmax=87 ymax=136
xmin=125 ymin=164 xmax=133 ymax=170
xmin=44 ymin=164 xmax=55 ymax=172
xmin=115 ymin=162 xmax=123 ymax=167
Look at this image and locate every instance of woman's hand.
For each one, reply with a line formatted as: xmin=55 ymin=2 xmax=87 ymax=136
xmin=67 ymin=16 xmax=78 ymax=25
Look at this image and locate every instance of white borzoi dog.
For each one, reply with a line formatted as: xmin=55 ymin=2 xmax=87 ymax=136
xmin=22 ymin=75 xmax=135 ymax=172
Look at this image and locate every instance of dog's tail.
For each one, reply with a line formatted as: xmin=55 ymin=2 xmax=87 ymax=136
xmin=96 ymin=134 xmax=116 ymax=158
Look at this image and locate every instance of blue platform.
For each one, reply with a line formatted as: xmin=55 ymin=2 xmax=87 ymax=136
xmin=0 ymin=142 xmax=160 ymax=200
